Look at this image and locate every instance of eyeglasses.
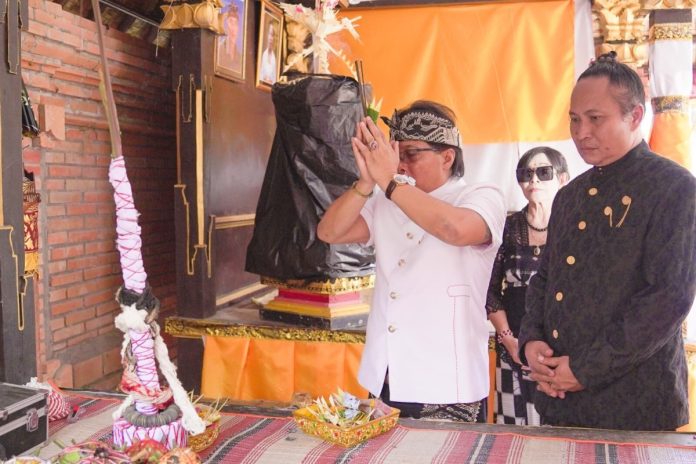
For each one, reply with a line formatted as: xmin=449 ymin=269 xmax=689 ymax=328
xmin=516 ymin=165 xmax=555 ymax=182
xmin=399 ymin=147 xmax=441 ymax=163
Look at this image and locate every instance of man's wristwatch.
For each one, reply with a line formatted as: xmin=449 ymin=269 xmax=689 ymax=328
xmin=385 ymin=174 xmax=416 ymax=200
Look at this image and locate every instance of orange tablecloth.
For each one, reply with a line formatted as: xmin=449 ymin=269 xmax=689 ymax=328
xmin=200 ymin=327 xmax=496 ymax=425
xmin=201 ymin=335 xmax=367 ymax=402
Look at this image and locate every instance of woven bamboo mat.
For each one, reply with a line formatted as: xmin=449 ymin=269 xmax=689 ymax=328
xmin=37 ymin=395 xmax=696 ymax=463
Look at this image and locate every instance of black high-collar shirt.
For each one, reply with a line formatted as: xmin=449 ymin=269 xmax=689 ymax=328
xmin=519 ymin=141 xmax=696 ymax=430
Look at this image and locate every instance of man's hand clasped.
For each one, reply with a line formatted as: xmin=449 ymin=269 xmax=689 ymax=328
xmin=351 ymin=117 xmax=400 ymax=192
xmin=524 ymin=340 xmax=584 ymax=399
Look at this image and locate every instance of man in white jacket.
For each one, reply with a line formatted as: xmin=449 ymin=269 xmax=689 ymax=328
xmin=318 ymin=100 xmax=505 ymax=422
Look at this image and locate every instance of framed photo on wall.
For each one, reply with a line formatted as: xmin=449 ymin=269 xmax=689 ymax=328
xmin=255 ymin=0 xmax=284 ymax=91
xmin=215 ymin=0 xmax=248 ymax=82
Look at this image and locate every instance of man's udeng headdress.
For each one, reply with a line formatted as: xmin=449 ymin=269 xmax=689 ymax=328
xmin=381 ymin=110 xmax=461 ymax=148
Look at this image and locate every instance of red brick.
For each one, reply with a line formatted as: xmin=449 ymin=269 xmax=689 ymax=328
xmin=52 ymin=363 xmax=74 ymax=388
xmin=27 ymin=20 xmax=48 ymax=37
xmin=49 ymin=288 xmax=67 ymax=303
xmin=96 ymin=301 xmax=119 ymax=316
xmin=49 ymin=270 xmax=83 ymax=287
xmin=67 ymin=278 xmax=114 ymax=298
xmin=47 ymin=230 xmax=68 ymax=245
xmin=66 ymin=203 xmax=97 ymax=215
xmin=50 ymin=298 xmax=84 ymax=316
xmin=103 ymin=348 xmax=122 ymax=374
xmin=82 ymin=166 xmax=107 ymax=179
xmin=66 ymin=254 xmax=116 ymax=271
xmin=84 ymin=215 xmax=113 ymax=228
xmin=84 ymin=191 xmax=112 ymax=203
xmin=66 ymin=332 xmax=94 ymax=347
xmin=98 ymin=326 xmax=118 ymax=336
xmin=48 ymin=165 xmax=82 ymax=178
xmin=50 ymin=243 xmax=84 ymax=260
xmin=83 ymin=288 xmax=116 ymax=306
xmin=39 ymin=103 xmax=65 ymax=140
xmin=43 ymin=179 xmax=65 ymax=190
xmin=49 ymin=191 xmax=82 ymax=204
xmin=85 ymin=313 xmax=117 ymax=332
xmin=48 ymin=260 xmax=67 ymax=274
xmin=46 ymin=205 xmax=66 ymax=218
xmin=52 ymin=342 xmax=66 ymax=352
xmin=65 ymin=307 xmax=96 ymax=325
xmin=52 ymin=323 xmax=85 ymax=343
xmin=65 ymin=179 xmax=96 ymax=191
xmin=88 ymin=372 xmax=120 ymax=391
xmin=47 ymin=216 xmax=84 ymax=231
xmin=65 ymin=152 xmax=96 ymax=165
xmin=49 ymin=318 xmax=65 ymax=331
xmin=68 ymin=230 xmax=102 ymax=242
xmin=22 ymin=148 xmax=41 ymax=165
xmin=43 ymin=0 xmax=63 ymax=15
xmin=83 ymin=264 xmax=115 ymax=281
xmin=85 ymin=241 xmax=116 ymax=254
xmin=73 ymin=355 xmax=103 ymax=387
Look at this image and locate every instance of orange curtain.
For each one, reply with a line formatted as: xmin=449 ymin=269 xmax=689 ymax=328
xmin=201 ymin=336 xmax=368 ymax=402
xmin=649 ymin=112 xmax=692 ymax=168
xmin=335 ymin=1 xmax=575 ymax=143
xmin=678 ymin=344 xmax=696 ymax=432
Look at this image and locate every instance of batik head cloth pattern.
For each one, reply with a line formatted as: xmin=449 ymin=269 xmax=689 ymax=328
xmin=381 ymin=110 xmax=461 ymax=148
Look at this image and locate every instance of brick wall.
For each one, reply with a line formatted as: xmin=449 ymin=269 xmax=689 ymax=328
xmin=21 ymin=0 xmax=176 ymax=389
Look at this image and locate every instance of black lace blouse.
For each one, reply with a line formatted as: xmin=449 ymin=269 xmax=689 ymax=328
xmin=485 ymin=208 xmax=544 ymax=337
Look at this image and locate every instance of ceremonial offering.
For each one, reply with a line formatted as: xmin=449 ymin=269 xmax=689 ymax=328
xmin=88 ymin=0 xmax=203 ymax=450
xmin=293 ymin=389 xmax=399 ymax=447
xmin=4 ymin=458 xmax=49 ymax=464
xmin=0 ymin=382 xmax=48 ymax=458
xmin=125 ymin=438 xmax=168 ymax=463
xmin=188 ymin=401 xmax=225 ymax=452
xmin=56 ymin=440 xmax=130 ymax=464
xmin=158 ymin=447 xmax=201 ymax=463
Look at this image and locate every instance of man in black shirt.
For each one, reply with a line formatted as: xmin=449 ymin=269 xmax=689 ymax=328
xmin=519 ymin=52 xmax=696 ymax=431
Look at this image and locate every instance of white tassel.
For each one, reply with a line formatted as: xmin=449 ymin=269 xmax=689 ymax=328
xmin=114 ymin=303 xmax=149 ymax=333
xmin=112 ymin=394 xmax=134 ymax=420
xmin=151 ymin=321 xmax=206 ymax=435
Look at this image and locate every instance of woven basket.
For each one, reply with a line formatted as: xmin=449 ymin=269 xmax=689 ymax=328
xmin=293 ymin=405 xmax=399 ymax=448
xmin=189 ymin=421 xmax=220 ymax=452
xmin=188 ymin=406 xmax=222 ymax=452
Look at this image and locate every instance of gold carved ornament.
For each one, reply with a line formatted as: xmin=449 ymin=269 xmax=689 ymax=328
xmin=649 ymin=23 xmax=693 ymax=41
xmin=160 ymin=0 xmax=225 ymax=34
xmin=592 ymin=1 xmax=649 ymax=67
xmin=164 ymin=316 xmax=366 ymax=344
xmin=652 ymin=95 xmax=690 ymax=114
xmin=260 ymin=275 xmax=375 ymax=295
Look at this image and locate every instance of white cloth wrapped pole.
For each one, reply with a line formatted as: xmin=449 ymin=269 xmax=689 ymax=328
xmin=130 ymin=329 xmax=160 ymax=415
xmin=109 ymin=156 xmax=147 ymax=293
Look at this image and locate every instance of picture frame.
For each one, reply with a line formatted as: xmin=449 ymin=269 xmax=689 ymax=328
xmin=215 ymin=0 xmax=248 ymax=82
xmin=255 ymin=0 xmax=284 ymax=91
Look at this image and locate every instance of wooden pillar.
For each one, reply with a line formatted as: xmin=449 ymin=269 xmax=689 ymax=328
xmin=164 ymin=0 xmax=279 ymax=392
xmin=171 ymin=28 xmax=219 ymax=321
xmin=0 ymin=0 xmax=37 ymax=383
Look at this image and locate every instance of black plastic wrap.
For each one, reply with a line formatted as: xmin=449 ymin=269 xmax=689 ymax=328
xmin=245 ymin=74 xmax=375 ymax=281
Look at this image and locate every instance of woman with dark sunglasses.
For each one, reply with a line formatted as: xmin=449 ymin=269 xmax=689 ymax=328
xmin=485 ymin=146 xmax=569 ymax=425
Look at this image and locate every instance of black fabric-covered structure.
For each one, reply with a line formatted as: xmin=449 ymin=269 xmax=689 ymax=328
xmin=246 ymin=74 xmax=375 ymax=281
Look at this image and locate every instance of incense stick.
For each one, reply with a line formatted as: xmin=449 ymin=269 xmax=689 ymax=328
xmin=355 ymin=60 xmax=367 ymax=118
